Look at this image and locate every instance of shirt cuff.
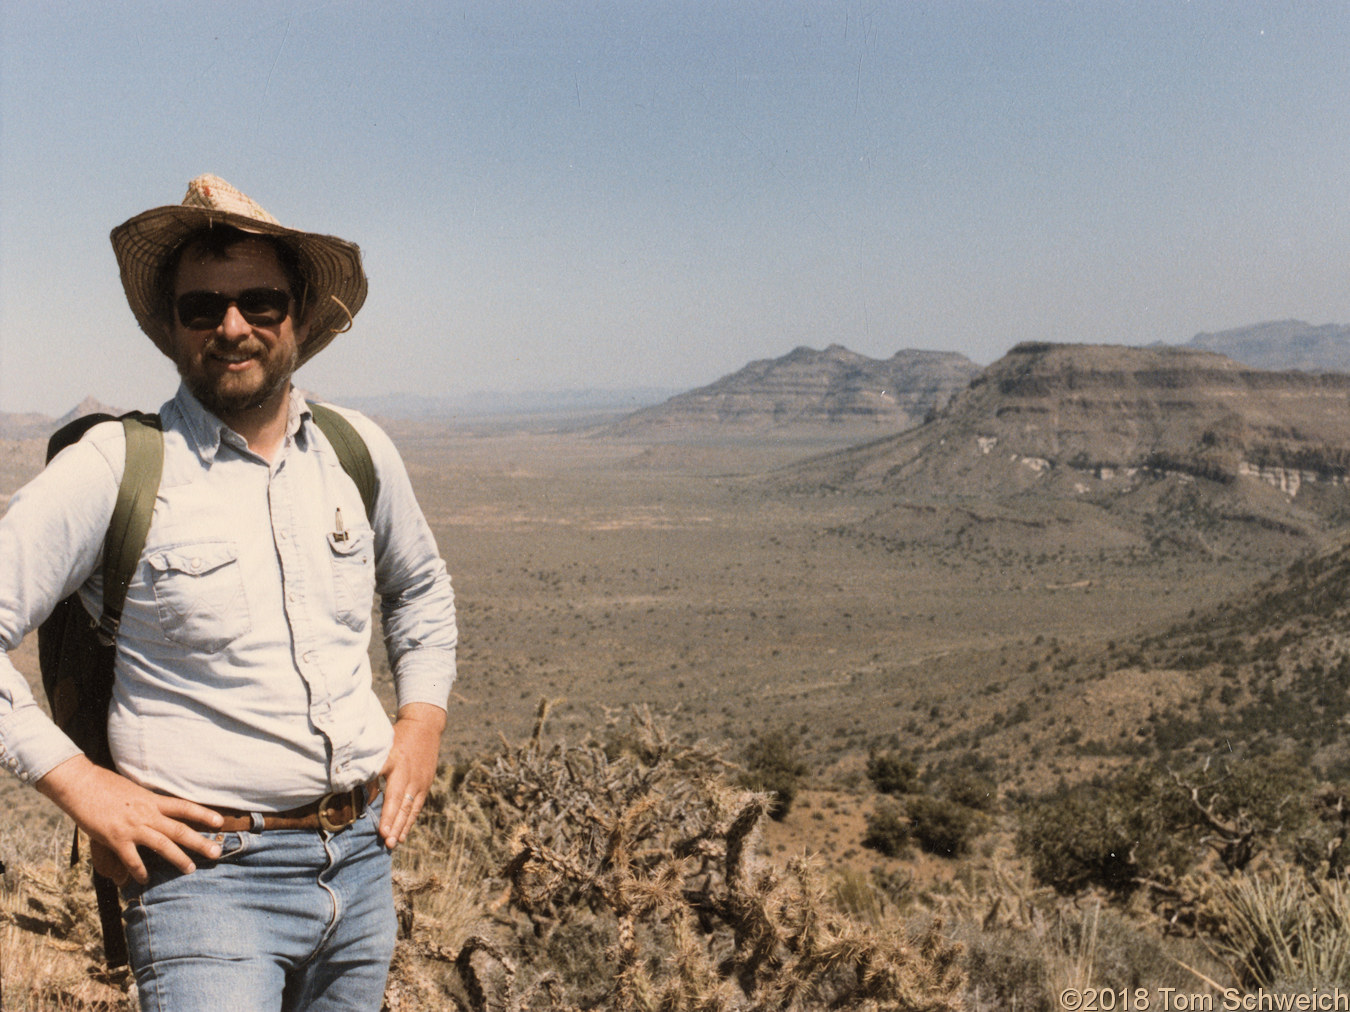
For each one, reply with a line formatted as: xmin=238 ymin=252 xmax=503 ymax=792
xmin=393 ymin=648 xmax=456 ymax=712
xmin=0 ymin=705 xmax=84 ymax=784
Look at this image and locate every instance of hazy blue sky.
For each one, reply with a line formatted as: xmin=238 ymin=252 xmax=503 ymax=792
xmin=3 ymin=1 xmax=1349 ymax=414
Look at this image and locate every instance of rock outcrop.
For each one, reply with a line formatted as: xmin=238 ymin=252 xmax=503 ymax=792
xmin=604 ymin=345 xmax=981 ymax=435
xmin=784 ymin=342 xmax=1350 ymax=556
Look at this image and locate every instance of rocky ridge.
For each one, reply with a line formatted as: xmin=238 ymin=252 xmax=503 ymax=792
xmin=785 ymin=342 xmax=1350 ymax=556
xmin=604 ymin=344 xmax=981 ymax=435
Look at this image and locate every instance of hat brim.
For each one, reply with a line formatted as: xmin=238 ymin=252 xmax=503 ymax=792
xmin=111 ymin=205 xmax=368 ymax=365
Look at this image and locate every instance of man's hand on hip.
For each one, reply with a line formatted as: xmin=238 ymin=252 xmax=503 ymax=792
xmin=36 ymin=755 xmax=225 ymax=885
xmin=378 ymin=702 xmax=446 ymax=850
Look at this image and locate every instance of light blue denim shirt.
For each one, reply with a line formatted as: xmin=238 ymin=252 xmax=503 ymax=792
xmin=0 ymin=384 xmax=456 ymax=809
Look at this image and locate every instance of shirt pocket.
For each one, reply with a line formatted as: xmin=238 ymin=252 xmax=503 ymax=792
xmin=328 ymin=529 xmax=375 ymax=631
xmin=146 ymin=542 xmax=250 ymax=653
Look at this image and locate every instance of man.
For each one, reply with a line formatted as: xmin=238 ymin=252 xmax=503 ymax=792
xmin=0 ymin=175 xmax=457 ymax=1009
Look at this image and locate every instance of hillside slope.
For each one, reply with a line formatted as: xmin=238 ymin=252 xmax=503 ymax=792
xmin=782 ymin=342 xmax=1350 ymax=560
xmin=605 ymin=344 xmax=981 ymax=435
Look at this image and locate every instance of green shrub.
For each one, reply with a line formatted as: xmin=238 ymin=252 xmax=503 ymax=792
xmin=941 ymin=770 xmax=999 ymax=812
xmin=1177 ymin=751 xmax=1316 ymax=871
xmin=1014 ymin=767 xmax=1192 ymax=895
xmin=861 ymin=800 xmax=912 ymax=858
xmin=739 ymin=728 xmax=809 ymax=820
xmin=908 ymin=795 xmax=981 ymax=857
xmin=1015 ymin=752 xmax=1321 ymax=896
xmin=866 ymin=750 xmax=918 ymax=796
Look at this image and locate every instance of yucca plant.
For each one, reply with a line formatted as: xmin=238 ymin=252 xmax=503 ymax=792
xmin=1195 ymin=862 xmax=1350 ymax=988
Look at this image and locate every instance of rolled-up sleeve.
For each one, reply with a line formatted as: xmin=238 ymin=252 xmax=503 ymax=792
xmin=345 ymin=412 xmax=457 ymax=711
xmin=0 ymin=426 xmax=122 ymax=782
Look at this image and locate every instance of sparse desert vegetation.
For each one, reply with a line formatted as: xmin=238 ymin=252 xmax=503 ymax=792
xmin=3 ymin=396 xmax=1350 ymax=1007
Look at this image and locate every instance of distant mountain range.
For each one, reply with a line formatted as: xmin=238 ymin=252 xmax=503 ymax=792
xmin=0 ymin=389 xmax=675 ymax=438
xmin=6 ymin=319 xmax=1350 ymax=441
xmin=1182 ymin=320 xmax=1350 ymax=372
xmin=0 ymin=396 xmax=122 ymax=440
xmin=604 ymin=345 xmax=982 ymax=435
xmin=605 ymin=321 xmax=1350 ymax=438
xmin=338 ymin=386 xmax=680 ymax=420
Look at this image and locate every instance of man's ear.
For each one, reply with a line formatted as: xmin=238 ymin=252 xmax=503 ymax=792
xmin=292 ymin=309 xmax=313 ymax=349
xmin=153 ymin=318 xmax=178 ymax=359
xmin=293 ymin=284 xmax=314 ymax=344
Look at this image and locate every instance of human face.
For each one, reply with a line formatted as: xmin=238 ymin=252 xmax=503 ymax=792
xmin=167 ymin=237 xmax=310 ymax=425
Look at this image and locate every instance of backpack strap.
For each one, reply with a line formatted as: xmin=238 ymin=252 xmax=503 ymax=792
xmin=96 ymin=414 xmax=163 ymax=645
xmin=38 ymin=411 xmax=161 ymax=972
xmin=307 ymin=402 xmax=378 ymax=523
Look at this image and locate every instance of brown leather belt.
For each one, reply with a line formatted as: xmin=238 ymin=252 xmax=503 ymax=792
xmin=199 ymin=778 xmax=381 ymax=833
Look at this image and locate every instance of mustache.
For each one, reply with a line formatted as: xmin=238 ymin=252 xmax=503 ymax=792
xmin=203 ymin=339 xmax=266 ymax=357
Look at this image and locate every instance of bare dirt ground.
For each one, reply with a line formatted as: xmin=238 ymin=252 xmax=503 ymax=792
xmin=0 ymin=416 xmax=1286 ymax=868
xmin=387 ymin=421 xmax=1277 ymax=778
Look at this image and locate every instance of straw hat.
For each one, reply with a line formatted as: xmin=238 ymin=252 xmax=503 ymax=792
xmin=110 ymin=174 xmax=368 ymax=365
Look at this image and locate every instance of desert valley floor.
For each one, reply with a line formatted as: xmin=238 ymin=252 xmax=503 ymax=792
xmin=0 ymin=412 xmax=1303 ymax=864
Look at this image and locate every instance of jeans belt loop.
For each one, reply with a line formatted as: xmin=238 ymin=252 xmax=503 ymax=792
xmin=249 ymin=811 xmax=265 ymax=833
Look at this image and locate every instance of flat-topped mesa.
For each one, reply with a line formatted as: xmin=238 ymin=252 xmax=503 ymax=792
xmin=605 ymin=345 xmax=982 ymax=435
xmin=950 ymin=342 xmax=1350 ymax=481
xmin=788 ymin=342 xmax=1350 ymax=516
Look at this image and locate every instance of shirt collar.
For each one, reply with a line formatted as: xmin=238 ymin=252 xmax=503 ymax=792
xmin=169 ymin=383 xmax=311 ymax=464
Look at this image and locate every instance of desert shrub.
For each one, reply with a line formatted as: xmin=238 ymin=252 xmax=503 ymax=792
xmin=1051 ymin=901 xmax=1184 ymax=994
xmin=1014 ymin=767 xmax=1192 ymax=895
xmin=962 ymin=929 xmax=1054 ymax=1012
xmin=953 ymin=868 xmax=1225 ymax=1012
xmin=829 ymin=865 xmax=888 ymax=924
xmin=861 ymin=799 xmax=912 ymax=858
xmin=1166 ymin=751 xmax=1319 ymax=872
xmin=400 ymin=704 xmax=966 ymax=1011
xmin=739 ymin=727 xmax=809 ymax=820
xmin=866 ymin=750 xmax=919 ymax=796
xmin=1017 ymin=752 xmax=1322 ymax=896
xmin=907 ymin=795 xmax=981 ymax=858
xmin=940 ymin=769 xmax=999 ymax=812
xmin=871 ymin=865 xmax=914 ymax=906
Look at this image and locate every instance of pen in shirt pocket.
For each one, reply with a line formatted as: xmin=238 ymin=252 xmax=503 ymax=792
xmin=332 ymin=507 xmax=349 ymax=542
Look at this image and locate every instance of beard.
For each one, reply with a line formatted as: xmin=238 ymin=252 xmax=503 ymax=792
xmin=177 ymin=337 xmax=301 ymax=422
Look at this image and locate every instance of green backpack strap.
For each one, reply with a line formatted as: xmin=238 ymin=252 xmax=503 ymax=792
xmin=96 ymin=414 xmax=164 ymax=646
xmin=308 ymin=401 xmax=378 ymax=522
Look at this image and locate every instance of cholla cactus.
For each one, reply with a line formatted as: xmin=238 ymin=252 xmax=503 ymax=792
xmin=400 ymin=702 xmax=965 ymax=1012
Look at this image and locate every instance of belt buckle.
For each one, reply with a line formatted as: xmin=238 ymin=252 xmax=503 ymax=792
xmin=316 ymin=787 xmax=358 ymax=832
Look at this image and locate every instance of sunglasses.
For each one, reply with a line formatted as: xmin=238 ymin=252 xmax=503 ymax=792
xmin=175 ymin=288 xmax=293 ymax=330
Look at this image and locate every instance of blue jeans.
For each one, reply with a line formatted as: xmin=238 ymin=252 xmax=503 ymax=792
xmin=121 ymin=796 xmax=396 ymax=1011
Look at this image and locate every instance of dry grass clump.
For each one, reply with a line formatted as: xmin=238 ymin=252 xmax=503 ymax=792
xmin=0 ymin=861 xmax=135 ymax=1011
xmin=938 ymin=860 xmax=1222 ymax=1011
xmin=389 ymin=701 xmax=966 ymax=1011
